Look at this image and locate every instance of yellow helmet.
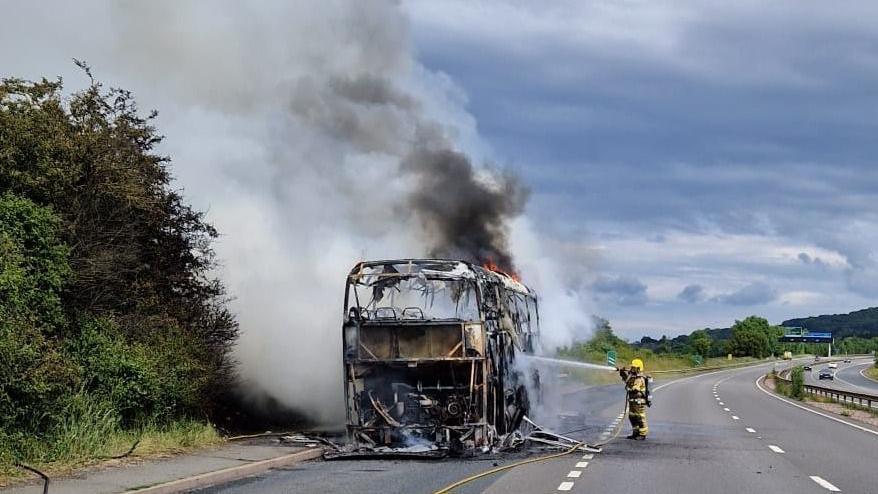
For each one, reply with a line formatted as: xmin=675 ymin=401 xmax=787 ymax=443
xmin=631 ymin=358 xmax=644 ymax=371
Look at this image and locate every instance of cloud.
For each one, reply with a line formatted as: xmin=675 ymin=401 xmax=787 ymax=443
xmin=401 ymin=0 xmax=878 ymax=334
xmin=798 ymin=252 xmax=829 ymax=268
xmin=713 ymin=282 xmax=778 ymax=306
xmin=678 ymin=284 xmax=706 ymax=303
xmin=592 ymin=275 xmax=648 ymax=306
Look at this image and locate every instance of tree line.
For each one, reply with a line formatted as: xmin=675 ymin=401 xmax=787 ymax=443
xmin=0 ymin=69 xmax=237 ymax=467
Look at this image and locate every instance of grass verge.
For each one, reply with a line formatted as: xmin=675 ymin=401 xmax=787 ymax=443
xmin=566 ymin=355 xmax=764 ymax=386
xmin=865 ymin=366 xmax=878 ymax=382
xmin=0 ymin=417 xmax=222 ymax=487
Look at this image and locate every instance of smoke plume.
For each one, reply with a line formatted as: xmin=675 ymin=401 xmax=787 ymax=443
xmin=101 ymin=0 xmax=528 ymax=424
xmin=0 ymin=0 xmax=590 ymax=425
xmin=404 ymin=148 xmax=529 ymax=271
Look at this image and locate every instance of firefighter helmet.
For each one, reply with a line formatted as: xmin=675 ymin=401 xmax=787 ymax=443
xmin=631 ymin=358 xmax=644 ymax=371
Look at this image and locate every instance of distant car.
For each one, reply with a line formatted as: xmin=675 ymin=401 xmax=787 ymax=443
xmin=843 ymin=359 xmax=851 ymax=363
xmin=803 ymin=365 xmax=812 ymax=371
xmin=828 ymin=362 xmax=838 ymax=369
xmin=819 ymin=369 xmax=834 ymax=380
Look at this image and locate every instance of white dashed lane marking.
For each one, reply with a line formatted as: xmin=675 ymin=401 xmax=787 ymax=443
xmin=557 ymin=481 xmax=575 ymax=491
xmin=723 ymin=407 xmax=730 ymax=411
xmin=575 ymin=461 xmax=589 ymax=468
xmin=581 ymin=454 xmax=593 ymax=460
xmin=810 ymin=476 xmax=841 ymax=492
xmin=567 ymin=470 xmax=582 ymax=478
xmin=732 ymin=415 xmax=740 ymax=420
xmin=745 ymin=428 xmax=756 ymax=433
xmin=768 ymin=445 xmax=785 ymax=454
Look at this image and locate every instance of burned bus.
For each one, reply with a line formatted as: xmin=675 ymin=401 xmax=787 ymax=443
xmin=341 ymin=259 xmax=540 ymax=454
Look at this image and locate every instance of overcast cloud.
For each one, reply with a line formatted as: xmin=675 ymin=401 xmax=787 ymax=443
xmin=3 ymin=1 xmax=878 ymax=342
xmin=405 ymin=0 xmax=878 ymax=336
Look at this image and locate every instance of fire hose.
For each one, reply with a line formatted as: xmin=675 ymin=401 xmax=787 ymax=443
xmin=431 ymin=395 xmax=629 ymax=494
xmin=15 ymin=463 xmax=49 ymax=494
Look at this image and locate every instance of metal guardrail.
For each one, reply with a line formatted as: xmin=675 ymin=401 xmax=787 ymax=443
xmin=801 ymin=384 xmax=878 ymax=410
xmin=776 ymin=360 xmax=878 ymax=410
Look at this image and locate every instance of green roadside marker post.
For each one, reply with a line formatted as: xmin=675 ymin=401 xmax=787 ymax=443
xmin=607 ymin=350 xmax=617 ymax=368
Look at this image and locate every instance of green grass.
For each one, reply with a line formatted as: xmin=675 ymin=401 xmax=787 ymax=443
xmin=865 ymin=366 xmax=878 ymax=381
xmin=563 ymin=354 xmax=763 ymax=386
xmin=805 ymin=394 xmax=878 ymax=418
xmin=0 ymin=399 xmax=221 ymax=487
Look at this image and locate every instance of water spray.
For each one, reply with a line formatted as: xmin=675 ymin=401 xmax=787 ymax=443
xmin=523 ymin=355 xmax=617 ymax=372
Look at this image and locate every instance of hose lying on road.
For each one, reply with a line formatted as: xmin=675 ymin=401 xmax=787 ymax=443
xmin=431 ymin=393 xmax=629 ymax=494
xmin=16 ymin=463 xmax=49 ymax=494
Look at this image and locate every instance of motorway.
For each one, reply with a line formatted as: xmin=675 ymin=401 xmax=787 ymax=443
xmin=804 ymin=357 xmax=878 ymax=396
xmin=193 ymin=361 xmax=878 ymax=493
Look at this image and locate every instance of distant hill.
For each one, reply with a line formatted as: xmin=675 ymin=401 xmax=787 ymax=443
xmin=782 ymin=307 xmax=878 ymax=339
xmin=634 ymin=307 xmax=878 ymax=354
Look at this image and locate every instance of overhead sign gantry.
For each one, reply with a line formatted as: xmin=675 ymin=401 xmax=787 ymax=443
xmin=779 ymin=327 xmax=834 ymax=355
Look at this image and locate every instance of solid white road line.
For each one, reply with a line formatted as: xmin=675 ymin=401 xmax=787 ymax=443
xmin=581 ymin=454 xmax=594 ymax=460
xmin=732 ymin=415 xmax=740 ymax=420
xmin=575 ymin=461 xmax=589 ymax=468
xmin=768 ymin=445 xmax=785 ymax=453
xmin=810 ymin=476 xmax=841 ymax=492
xmin=755 ymin=375 xmax=878 ymax=437
xmin=746 ymin=427 xmax=756 ymax=433
xmin=557 ymin=481 xmax=575 ymax=491
xmin=567 ymin=470 xmax=582 ymax=478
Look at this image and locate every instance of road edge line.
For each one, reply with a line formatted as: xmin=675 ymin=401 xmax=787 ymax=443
xmin=126 ymin=447 xmax=324 ymax=494
xmin=754 ymin=375 xmax=878 ymax=437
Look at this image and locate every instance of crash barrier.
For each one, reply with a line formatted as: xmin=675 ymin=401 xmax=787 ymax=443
xmin=650 ymin=355 xmax=819 ymax=375
xmin=775 ymin=371 xmax=878 ymax=410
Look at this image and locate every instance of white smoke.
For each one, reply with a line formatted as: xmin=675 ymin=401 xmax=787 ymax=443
xmin=511 ymin=218 xmax=596 ymax=353
xmin=0 ymin=0 xmax=594 ymax=426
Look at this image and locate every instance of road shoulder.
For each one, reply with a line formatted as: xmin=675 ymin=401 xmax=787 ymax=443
xmin=756 ymin=374 xmax=878 ymax=436
xmin=1 ymin=441 xmax=322 ymax=494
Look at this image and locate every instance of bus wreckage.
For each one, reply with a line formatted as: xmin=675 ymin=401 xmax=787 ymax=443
xmin=336 ymin=259 xmax=541 ymax=458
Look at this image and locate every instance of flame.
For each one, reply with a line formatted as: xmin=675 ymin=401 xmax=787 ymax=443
xmin=482 ymin=259 xmax=522 ymax=282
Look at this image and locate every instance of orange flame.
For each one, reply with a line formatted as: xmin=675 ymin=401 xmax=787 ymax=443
xmin=482 ymin=259 xmax=522 ymax=282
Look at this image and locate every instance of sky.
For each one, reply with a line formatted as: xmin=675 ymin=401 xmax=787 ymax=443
xmin=403 ymin=0 xmax=878 ymax=338
xmin=3 ymin=1 xmax=878 ymax=344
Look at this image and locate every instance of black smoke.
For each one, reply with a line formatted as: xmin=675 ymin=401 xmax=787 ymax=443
xmin=403 ymin=147 xmax=529 ymax=272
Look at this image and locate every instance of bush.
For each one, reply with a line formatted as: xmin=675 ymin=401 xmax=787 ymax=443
xmin=65 ymin=317 xmax=208 ymax=426
xmin=0 ymin=72 xmax=239 ymax=472
xmin=0 ymin=194 xmax=79 ymax=437
xmin=790 ymin=366 xmax=805 ymax=400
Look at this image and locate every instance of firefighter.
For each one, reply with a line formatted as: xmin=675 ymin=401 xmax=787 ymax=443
xmin=618 ymin=358 xmax=650 ymax=440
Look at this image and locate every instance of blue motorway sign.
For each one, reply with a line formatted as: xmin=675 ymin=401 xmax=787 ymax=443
xmin=779 ymin=332 xmax=833 ymax=343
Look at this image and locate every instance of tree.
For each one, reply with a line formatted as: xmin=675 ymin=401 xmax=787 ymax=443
xmin=689 ymin=329 xmax=712 ymax=357
xmin=728 ymin=316 xmax=775 ymax=358
xmin=0 ymin=194 xmax=78 ymax=435
xmin=0 ymin=70 xmax=237 ymax=417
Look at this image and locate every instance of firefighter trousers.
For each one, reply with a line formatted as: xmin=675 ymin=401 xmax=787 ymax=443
xmin=628 ymin=402 xmax=648 ymax=437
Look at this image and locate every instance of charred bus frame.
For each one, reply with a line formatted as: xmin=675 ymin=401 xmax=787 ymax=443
xmin=341 ymin=259 xmax=540 ymax=453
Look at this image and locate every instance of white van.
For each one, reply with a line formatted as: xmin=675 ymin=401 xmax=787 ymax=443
xmin=828 ymin=362 xmax=838 ymax=369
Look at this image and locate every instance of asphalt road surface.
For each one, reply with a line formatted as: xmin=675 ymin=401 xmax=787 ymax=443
xmin=804 ymin=357 xmax=878 ymax=395
xmin=194 ymin=361 xmax=878 ymax=493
